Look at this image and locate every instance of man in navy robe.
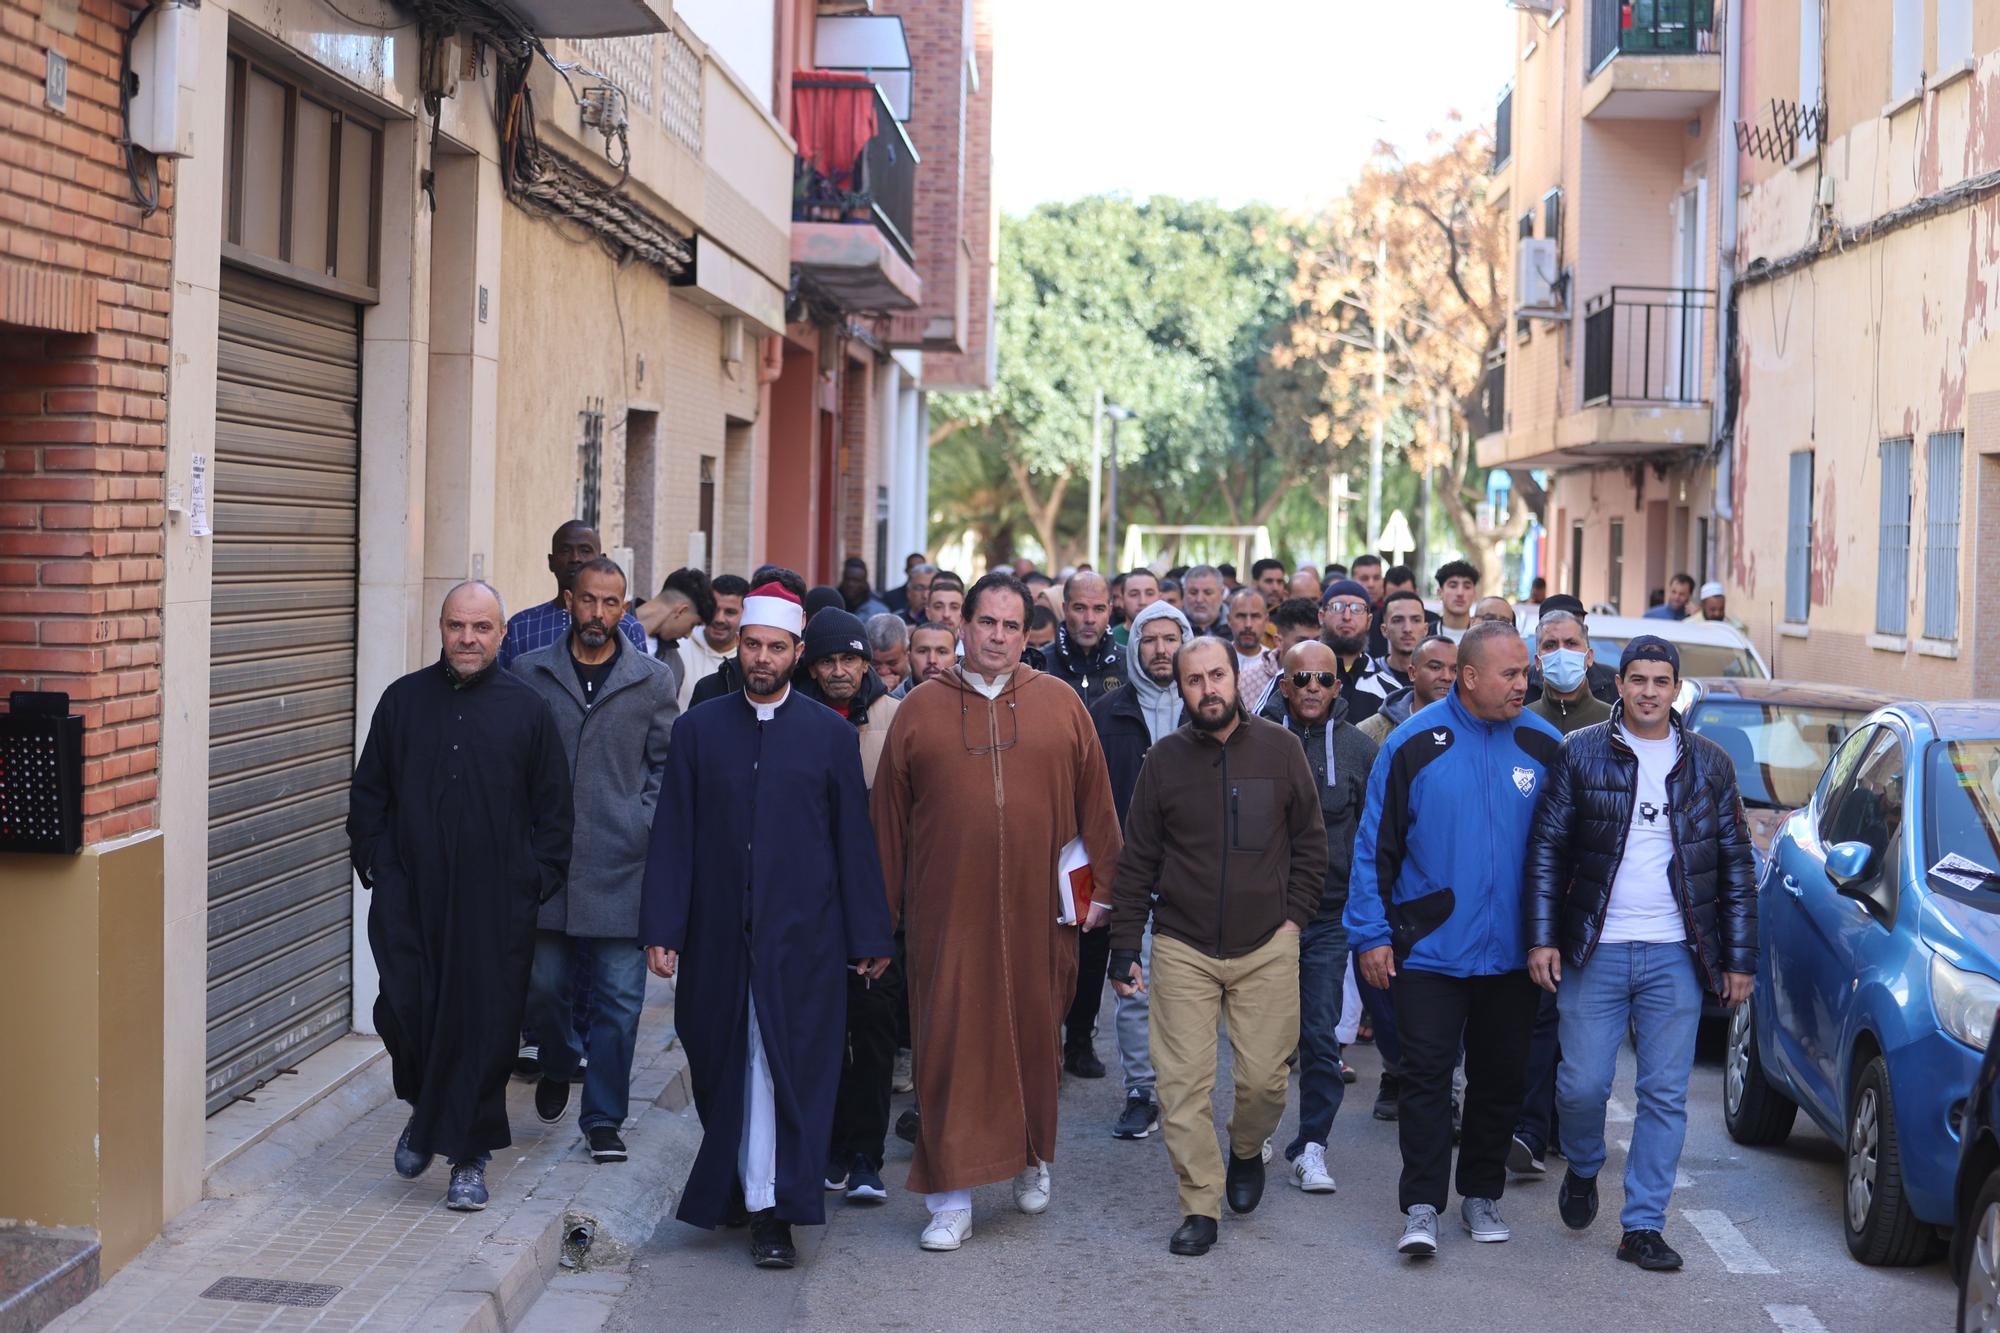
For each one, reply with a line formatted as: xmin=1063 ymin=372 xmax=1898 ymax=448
xmin=639 ymin=582 xmax=894 ymax=1269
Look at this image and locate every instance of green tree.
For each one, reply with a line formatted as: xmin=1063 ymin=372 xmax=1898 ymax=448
xmin=929 ymin=197 xmax=1300 ymax=565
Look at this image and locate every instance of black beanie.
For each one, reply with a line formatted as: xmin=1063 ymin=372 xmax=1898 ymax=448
xmin=802 ymin=608 xmax=870 ymax=666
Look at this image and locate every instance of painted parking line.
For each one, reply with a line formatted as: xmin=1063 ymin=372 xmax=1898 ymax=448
xmin=1610 ymin=1138 xmax=1694 ymax=1187
xmin=1682 ymin=1208 xmax=1778 ymax=1274
xmin=1764 ymin=1304 xmax=1829 ymax=1333
xmin=1607 ymin=1095 xmax=1635 ymax=1123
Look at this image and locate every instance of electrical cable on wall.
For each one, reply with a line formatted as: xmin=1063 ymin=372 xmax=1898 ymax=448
xmin=118 ymin=4 xmax=161 ymax=216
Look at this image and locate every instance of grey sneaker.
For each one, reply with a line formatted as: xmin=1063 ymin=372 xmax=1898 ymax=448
xmin=393 ymin=1117 xmax=431 ymax=1179
xmin=1461 ymin=1196 xmax=1510 ymax=1242
xmin=1397 ymin=1204 xmax=1439 ymax=1256
xmin=445 ymin=1161 xmax=489 ymax=1211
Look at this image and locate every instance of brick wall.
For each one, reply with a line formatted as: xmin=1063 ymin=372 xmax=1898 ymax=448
xmin=838 ymin=352 xmax=874 ymax=564
xmin=0 ymin=0 xmax=172 ymax=844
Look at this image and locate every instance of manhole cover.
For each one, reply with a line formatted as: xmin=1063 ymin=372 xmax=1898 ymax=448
xmin=200 ymin=1277 xmax=342 ymax=1308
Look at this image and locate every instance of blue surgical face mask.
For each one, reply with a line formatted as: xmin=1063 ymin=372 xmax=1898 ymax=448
xmin=1540 ymin=647 xmax=1588 ymax=693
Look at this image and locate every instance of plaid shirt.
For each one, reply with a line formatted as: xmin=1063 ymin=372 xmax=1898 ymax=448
xmin=497 ymin=597 xmax=648 ymax=670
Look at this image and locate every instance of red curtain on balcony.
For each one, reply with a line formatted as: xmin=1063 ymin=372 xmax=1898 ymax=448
xmin=792 ymin=70 xmax=878 ymax=187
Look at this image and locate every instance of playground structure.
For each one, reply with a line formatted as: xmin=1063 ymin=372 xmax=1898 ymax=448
xmin=1118 ymin=525 xmax=1274 ymax=574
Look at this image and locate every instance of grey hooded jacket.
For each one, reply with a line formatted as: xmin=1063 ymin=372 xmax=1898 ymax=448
xmin=517 ymin=638 xmax=679 ymax=936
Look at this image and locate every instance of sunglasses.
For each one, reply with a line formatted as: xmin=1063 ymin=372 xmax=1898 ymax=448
xmin=1290 ymin=670 xmax=1339 ymax=689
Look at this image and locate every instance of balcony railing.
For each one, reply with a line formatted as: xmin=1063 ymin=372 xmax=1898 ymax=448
xmin=1482 ymin=349 xmax=1506 ymax=435
xmin=1589 ymin=0 xmax=1715 ymax=70
xmin=1581 ymin=286 xmax=1714 ymax=406
xmin=1493 ymin=86 xmax=1513 ymax=171
xmin=792 ymin=77 xmax=919 ymax=262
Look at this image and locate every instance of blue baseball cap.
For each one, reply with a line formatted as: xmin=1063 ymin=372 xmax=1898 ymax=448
xmin=1619 ymin=634 xmax=1681 ymax=677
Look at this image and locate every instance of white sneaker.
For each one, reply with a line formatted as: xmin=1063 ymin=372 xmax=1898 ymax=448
xmin=919 ymin=1208 xmax=973 ymax=1251
xmin=1013 ymin=1161 xmax=1051 ymax=1215
xmin=1290 ymin=1142 xmax=1337 ymax=1193
xmin=892 ymin=1049 xmax=915 ymax=1095
xmin=1260 ymin=1136 xmax=1275 ymax=1164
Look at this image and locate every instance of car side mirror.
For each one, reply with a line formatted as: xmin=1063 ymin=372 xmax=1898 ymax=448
xmin=1825 ymin=840 xmax=1878 ymax=891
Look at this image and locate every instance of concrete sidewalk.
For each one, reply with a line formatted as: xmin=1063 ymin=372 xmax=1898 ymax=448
xmin=51 ymin=978 xmax=698 ymax=1333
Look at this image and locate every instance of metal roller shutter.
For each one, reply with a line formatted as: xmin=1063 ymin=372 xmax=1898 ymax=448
xmin=206 ymin=266 xmax=361 ymax=1114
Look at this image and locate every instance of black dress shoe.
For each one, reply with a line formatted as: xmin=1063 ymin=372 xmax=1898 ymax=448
xmin=1063 ymin=1045 xmax=1107 ymax=1079
xmin=724 ymin=1181 xmax=750 ymax=1229
xmin=1558 ymin=1168 xmax=1599 ymax=1231
xmin=748 ymin=1210 xmax=796 ymax=1269
xmin=1225 ymin=1152 xmax=1266 ymax=1215
xmin=1169 ymin=1214 xmax=1217 ymax=1256
xmin=1618 ymin=1229 xmax=1683 ymax=1270
xmin=895 ymin=1107 xmax=920 ymax=1143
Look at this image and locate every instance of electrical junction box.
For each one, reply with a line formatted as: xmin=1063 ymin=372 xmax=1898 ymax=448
xmin=128 ymin=2 xmax=199 ymax=158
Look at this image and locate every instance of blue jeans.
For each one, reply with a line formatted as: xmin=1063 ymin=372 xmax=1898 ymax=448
xmin=527 ymin=931 xmax=647 ymax=1132
xmin=1555 ymin=941 xmax=1702 ymax=1232
xmin=1286 ymin=913 xmax=1346 ymax=1158
xmin=1115 ymin=926 xmax=1154 ymax=1098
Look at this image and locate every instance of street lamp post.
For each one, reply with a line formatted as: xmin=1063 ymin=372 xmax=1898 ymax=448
xmin=1104 ymin=401 xmax=1135 ymax=569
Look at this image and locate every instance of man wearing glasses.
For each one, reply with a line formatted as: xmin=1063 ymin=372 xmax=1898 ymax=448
xmin=872 ymin=572 xmax=1124 ymax=1253
xmin=1260 ymin=639 xmax=1379 ymax=1195
xmin=1317 ymin=579 xmax=1396 ymax=725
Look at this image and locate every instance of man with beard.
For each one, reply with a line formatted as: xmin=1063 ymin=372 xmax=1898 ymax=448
xmin=689 ymin=565 xmax=809 ymax=708
xmin=894 ymin=621 xmax=958 ymax=697
xmin=1318 ymin=579 xmax=1396 ymax=725
xmin=499 ymin=520 xmax=648 ymax=669
xmin=873 ymin=572 xmax=1123 ymax=1251
xmin=516 ymin=559 xmax=678 ymax=1164
xmin=1251 ymin=558 xmax=1289 ymax=611
xmin=639 ymin=584 xmax=893 ymax=1269
xmin=1090 ymin=600 xmax=1190 ymax=1140
xmin=839 ymin=556 xmax=891 ymax=619
xmin=794 ymin=609 xmax=907 ymax=1206
xmin=924 ymin=572 xmax=966 ymax=636
xmin=1258 ymin=639 xmax=1377 ymax=1194
xmin=348 ymin=582 xmax=573 ymax=1210
xmin=1227 ymin=587 xmax=1282 ymax=714
xmin=1036 ymin=570 xmax=1126 ymax=708
xmin=1104 ymin=636 xmax=1326 ymax=1256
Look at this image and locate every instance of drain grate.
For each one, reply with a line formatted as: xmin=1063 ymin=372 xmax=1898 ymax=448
xmin=199 ymin=1277 xmax=342 ymax=1308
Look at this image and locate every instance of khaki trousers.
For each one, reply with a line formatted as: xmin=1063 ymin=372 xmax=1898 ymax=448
xmin=1149 ymin=929 xmax=1301 ymax=1219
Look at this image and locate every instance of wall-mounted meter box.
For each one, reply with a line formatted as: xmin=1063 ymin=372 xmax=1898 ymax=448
xmin=128 ymin=2 xmax=199 ymax=158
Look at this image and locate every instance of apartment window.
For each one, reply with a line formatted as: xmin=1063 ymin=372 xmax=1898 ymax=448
xmin=1924 ymin=432 xmax=1963 ymax=640
xmin=1569 ymin=521 xmax=1584 ymax=599
xmin=576 ymin=398 xmax=604 ymax=532
xmin=1785 ymin=450 xmax=1814 ymax=622
xmin=1938 ymin=0 xmax=1973 ymax=73
xmin=1542 ymin=188 xmax=1563 ymax=250
xmin=1876 ymin=437 xmax=1911 ymax=634
xmin=1695 ymin=515 xmax=1710 ymax=584
xmin=1798 ymin=0 xmax=1822 ymax=150
xmin=1607 ymin=518 xmax=1625 ymax=612
xmin=1518 ymin=211 xmax=1534 ymax=240
xmin=1891 ymin=0 xmax=1923 ymax=100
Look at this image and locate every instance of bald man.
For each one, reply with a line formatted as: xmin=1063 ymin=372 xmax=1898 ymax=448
xmin=348 ymin=583 xmax=574 ymax=1211
xmin=1036 ymin=570 xmax=1128 ymax=708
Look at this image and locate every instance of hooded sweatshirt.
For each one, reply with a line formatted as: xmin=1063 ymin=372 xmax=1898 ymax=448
xmin=1126 ymin=600 xmax=1194 ymax=744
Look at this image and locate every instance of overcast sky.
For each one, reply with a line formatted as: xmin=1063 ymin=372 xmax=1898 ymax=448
xmin=991 ymin=0 xmax=1517 ymax=214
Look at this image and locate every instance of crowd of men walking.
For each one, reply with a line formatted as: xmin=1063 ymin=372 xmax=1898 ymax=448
xmin=346 ymin=526 xmax=1756 ymax=1275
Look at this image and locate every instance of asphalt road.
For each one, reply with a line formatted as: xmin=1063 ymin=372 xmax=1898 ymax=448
xmin=610 ymin=1007 xmax=1957 ymax=1332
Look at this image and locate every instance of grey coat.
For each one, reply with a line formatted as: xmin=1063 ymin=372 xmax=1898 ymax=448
xmin=517 ymin=639 xmax=679 ymax=936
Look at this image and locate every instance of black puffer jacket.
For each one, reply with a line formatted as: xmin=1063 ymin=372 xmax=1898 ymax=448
xmin=1524 ymin=704 xmax=1758 ymax=992
xmin=1034 ymin=625 xmax=1127 ymax=706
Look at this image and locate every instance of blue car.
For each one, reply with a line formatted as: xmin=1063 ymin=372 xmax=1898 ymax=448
xmin=1724 ymin=701 xmax=2000 ymax=1266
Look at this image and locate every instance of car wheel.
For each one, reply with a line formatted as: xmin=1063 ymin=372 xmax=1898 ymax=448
xmin=1845 ymin=1054 xmax=1931 ymax=1266
xmin=1722 ymin=996 xmax=1797 ymax=1146
xmin=1960 ymin=1170 xmax=2000 ymax=1332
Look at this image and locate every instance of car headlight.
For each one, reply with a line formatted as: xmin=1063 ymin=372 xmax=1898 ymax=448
xmin=1931 ymin=953 xmax=2000 ymax=1051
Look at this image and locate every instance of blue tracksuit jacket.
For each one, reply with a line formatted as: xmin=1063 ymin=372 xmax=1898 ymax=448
xmin=1344 ymin=687 xmax=1564 ymax=977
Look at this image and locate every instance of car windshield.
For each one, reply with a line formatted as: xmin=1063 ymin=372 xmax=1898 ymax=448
xmin=1925 ymin=740 xmax=2000 ymax=890
xmin=1591 ymin=636 xmax=1762 ymax=679
xmin=1687 ymin=699 xmax=1876 ymax=809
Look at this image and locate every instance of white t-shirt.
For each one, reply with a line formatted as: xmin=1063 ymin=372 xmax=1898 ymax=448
xmin=1440 ymin=622 xmax=1467 ymax=644
xmin=1600 ymin=726 xmax=1688 ymax=945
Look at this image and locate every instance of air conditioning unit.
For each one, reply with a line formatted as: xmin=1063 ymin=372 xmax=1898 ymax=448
xmin=1516 ymin=237 xmax=1566 ymax=317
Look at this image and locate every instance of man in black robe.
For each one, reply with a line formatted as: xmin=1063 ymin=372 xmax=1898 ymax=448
xmin=639 ymin=583 xmax=894 ymax=1269
xmin=347 ymin=581 xmax=573 ymax=1211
